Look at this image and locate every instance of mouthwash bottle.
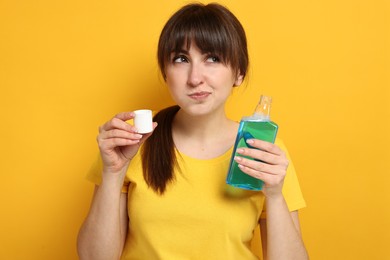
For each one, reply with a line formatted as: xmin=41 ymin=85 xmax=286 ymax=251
xmin=226 ymin=95 xmax=278 ymax=190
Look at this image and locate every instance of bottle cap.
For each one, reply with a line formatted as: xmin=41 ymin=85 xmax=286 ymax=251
xmin=134 ymin=109 xmax=153 ymax=134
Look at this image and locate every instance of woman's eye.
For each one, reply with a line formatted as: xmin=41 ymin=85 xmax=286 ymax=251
xmin=206 ymin=56 xmax=220 ymax=63
xmin=173 ymin=55 xmax=188 ymax=63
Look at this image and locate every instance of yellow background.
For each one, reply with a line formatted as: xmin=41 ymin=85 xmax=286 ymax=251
xmin=1 ymin=0 xmax=389 ymax=259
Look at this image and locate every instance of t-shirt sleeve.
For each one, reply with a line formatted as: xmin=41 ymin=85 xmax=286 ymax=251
xmin=86 ymin=154 xmax=131 ymax=193
xmin=260 ymin=138 xmax=306 ymax=218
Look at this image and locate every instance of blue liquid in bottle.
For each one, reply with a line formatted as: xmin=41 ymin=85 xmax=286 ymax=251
xmin=226 ymin=95 xmax=278 ymax=190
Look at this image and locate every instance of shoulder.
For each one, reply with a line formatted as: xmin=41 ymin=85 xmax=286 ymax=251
xmin=274 ymin=137 xmax=286 ymax=148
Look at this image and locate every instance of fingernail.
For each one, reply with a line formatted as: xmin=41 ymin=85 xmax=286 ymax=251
xmin=234 ymin=156 xmax=242 ymax=162
xmin=237 ymin=148 xmax=244 ymax=153
xmin=246 ymin=139 xmax=254 ymax=144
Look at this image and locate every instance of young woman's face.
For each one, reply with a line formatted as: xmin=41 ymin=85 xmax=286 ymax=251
xmin=165 ymin=43 xmax=243 ymax=117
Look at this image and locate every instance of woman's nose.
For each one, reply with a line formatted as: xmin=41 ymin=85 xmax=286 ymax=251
xmin=187 ymin=63 xmax=204 ymax=87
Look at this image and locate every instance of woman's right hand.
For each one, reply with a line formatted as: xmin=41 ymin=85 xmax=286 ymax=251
xmin=97 ymin=112 xmax=157 ymax=175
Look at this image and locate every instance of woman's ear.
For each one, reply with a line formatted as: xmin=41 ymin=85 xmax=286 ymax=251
xmin=233 ymin=74 xmax=244 ymax=87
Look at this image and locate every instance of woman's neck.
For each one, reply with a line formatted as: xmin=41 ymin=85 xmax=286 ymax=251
xmin=172 ymin=108 xmax=238 ymax=159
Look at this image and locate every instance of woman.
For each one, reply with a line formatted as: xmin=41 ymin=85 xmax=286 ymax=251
xmin=77 ymin=3 xmax=308 ymax=260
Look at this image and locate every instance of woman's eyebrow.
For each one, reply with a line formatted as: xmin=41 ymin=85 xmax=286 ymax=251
xmin=172 ymin=49 xmax=189 ymax=55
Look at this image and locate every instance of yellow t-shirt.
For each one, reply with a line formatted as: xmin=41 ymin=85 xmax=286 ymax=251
xmin=87 ymin=138 xmax=306 ymax=260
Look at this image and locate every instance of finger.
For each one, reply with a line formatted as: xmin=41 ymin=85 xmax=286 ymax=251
xmin=102 ymin=129 xmax=143 ymax=140
xmin=114 ymin=111 xmax=136 ymax=121
xmin=100 ymin=116 xmax=137 ymax=133
xmin=99 ymin=122 xmax=158 ymax=146
xmin=98 ymin=137 xmax=140 ymax=151
xmin=234 ymin=156 xmax=276 ymax=175
xmin=237 ymin=163 xmax=272 ymax=182
xmin=246 ymin=139 xmax=283 ymax=155
xmin=236 ymin=147 xmax=287 ymax=166
xmin=236 ymin=161 xmax=286 ymax=184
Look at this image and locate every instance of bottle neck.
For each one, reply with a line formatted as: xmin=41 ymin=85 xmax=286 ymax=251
xmin=254 ymin=95 xmax=272 ymax=119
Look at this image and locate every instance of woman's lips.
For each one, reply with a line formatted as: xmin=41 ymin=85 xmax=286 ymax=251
xmin=188 ymin=91 xmax=211 ymax=100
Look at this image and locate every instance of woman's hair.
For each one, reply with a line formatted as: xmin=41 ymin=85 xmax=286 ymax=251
xmin=142 ymin=3 xmax=249 ymax=194
xmin=157 ymin=2 xmax=248 ymax=80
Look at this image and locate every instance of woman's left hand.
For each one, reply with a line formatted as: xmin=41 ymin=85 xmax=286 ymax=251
xmin=234 ymin=139 xmax=289 ymax=198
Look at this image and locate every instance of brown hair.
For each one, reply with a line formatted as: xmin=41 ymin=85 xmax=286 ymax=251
xmin=158 ymin=2 xmax=249 ymax=80
xmin=142 ymin=3 xmax=249 ymax=194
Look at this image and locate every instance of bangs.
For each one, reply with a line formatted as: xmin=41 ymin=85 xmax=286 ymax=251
xmin=166 ymin=12 xmax=230 ymax=62
xmin=158 ymin=3 xmax=248 ymax=79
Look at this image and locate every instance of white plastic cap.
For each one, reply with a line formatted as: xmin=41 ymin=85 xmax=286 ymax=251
xmin=134 ymin=109 xmax=153 ymax=134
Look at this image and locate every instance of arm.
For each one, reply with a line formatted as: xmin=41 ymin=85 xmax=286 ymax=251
xmin=77 ymin=112 xmax=157 ymax=260
xmin=77 ymin=184 xmax=129 ymax=260
xmin=260 ymin=211 xmax=307 ymax=260
xmin=234 ymin=139 xmax=308 ymax=260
